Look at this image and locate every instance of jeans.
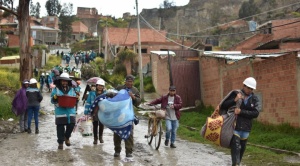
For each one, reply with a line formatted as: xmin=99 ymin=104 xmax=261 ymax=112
xmin=57 ymin=123 xmax=75 ymax=144
xmin=40 ymin=83 xmax=44 ymax=92
xmin=19 ymin=110 xmax=28 ymax=131
xmin=165 ymin=119 xmax=179 ymax=144
xmin=234 ymin=130 xmax=250 ymax=140
xmin=27 ymin=106 xmax=40 ymax=129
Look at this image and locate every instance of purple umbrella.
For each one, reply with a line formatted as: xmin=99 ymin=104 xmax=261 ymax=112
xmin=71 ymin=80 xmax=77 ymax=87
xmin=86 ymin=77 xmax=101 ymax=85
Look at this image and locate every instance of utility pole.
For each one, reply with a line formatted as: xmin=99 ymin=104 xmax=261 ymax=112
xmin=96 ymin=21 xmax=101 ymax=56
xmin=104 ymin=21 xmax=108 ymax=64
xmin=136 ymin=0 xmax=144 ymax=100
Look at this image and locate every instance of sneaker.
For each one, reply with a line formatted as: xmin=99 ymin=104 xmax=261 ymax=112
xmin=35 ymin=129 xmax=39 ymax=134
xmin=65 ymin=138 xmax=71 ymax=146
xmin=58 ymin=144 xmax=63 ymax=150
xmin=27 ymin=129 xmax=31 ymax=134
xmin=170 ymin=143 xmax=176 ymax=148
xmin=24 ymin=129 xmax=28 ymax=132
xmin=114 ymin=152 xmax=120 ymax=157
xmin=165 ymin=140 xmax=169 ymax=146
xmin=126 ymin=153 xmax=133 ymax=158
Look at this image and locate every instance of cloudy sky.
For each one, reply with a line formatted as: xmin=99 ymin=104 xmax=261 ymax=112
xmin=27 ymin=0 xmax=189 ymax=18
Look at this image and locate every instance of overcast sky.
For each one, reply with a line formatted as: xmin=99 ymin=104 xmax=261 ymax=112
xmin=28 ymin=0 xmax=189 ymax=18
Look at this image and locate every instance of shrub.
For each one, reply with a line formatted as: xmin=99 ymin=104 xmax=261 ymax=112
xmin=0 ymin=93 xmax=14 ymax=120
xmin=109 ymin=74 xmax=125 ymax=88
xmin=44 ymin=55 xmax=62 ymax=70
xmin=81 ymin=64 xmax=98 ymax=80
xmin=144 ymin=83 xmax=155 ymax=92
xmin=0 ymin=69 xmax=20 ymax=90
xmin=113 ymin=64 xmax=127 ymax=77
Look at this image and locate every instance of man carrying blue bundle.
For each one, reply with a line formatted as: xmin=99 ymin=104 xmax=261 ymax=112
xmin=113 ymin=74 xmax=141 ymax=158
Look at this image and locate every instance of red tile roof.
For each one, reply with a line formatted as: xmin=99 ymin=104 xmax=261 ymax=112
xmin=104 ymin=27 xmax=167 ymax=45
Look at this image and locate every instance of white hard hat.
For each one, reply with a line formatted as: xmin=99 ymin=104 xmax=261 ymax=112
xmin=41 ymin=73 xmax=45 ymax=76
xmin=59 ymin=73 xmax=72 ymax=81
xmin=96 ymin=79 xmax=105 ymax=86
xmin=29 ymin=78 xmax=37 ymax=84
xmin=243 ymin=77 xmax=257 ymax=89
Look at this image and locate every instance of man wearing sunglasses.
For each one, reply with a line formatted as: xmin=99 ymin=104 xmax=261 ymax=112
xmin=220 ymin=77 xmax=260 ymax=166
xmin=149 ymin=85 xmax=183 ymax=148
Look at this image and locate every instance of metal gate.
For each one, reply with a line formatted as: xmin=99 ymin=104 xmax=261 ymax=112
xmin=170 ymin=50 xmax=201 ymax=107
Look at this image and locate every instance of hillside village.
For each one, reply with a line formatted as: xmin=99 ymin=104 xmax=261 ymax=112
xmin=0 ymin=0 xmax=300 ymax=129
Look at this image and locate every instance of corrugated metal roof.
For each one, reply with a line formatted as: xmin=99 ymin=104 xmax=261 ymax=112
xmin=203 ymin=51 xmax=285 ymax=61
xmin=150 ymin=51 xmax=176 ymax=56
xmin=31 ymin=26 xmax=60 ymax=31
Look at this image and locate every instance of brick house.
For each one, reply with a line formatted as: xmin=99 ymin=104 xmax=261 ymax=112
xmin=229 ymin=18 xmax=300 ymax=51
xmin=200 ymin=51 xmax=300 ymax=127
xmin=70 ymin=21 xmax=89 ymax=44
xmin=40 ymin=16 xmax=59 ymax=29
xmin=103 ymin=27 xmax=185 ymax=74
xmin=102 ymin=27 xmax=168 ymax=61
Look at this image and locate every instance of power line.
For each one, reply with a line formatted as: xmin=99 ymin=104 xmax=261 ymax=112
xmin=155 ymin=1 xmax=300 ymax=38
xmin=140 ymin=14 xmax=300 ymax=38
xmin=140 ymin=14 xmax=300 ymax=51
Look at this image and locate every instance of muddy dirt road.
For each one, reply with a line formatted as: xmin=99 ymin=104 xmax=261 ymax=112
xmin=0 ymin=59 xmax=232 ymax=166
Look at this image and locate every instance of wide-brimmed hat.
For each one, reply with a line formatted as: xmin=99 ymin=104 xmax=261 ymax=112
xmin=57 ymin=73 xmax=72 ymax=81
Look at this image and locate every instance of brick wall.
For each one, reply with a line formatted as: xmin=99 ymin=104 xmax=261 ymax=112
xmin=200 ymin=52 xmax=300 ymax=127
xmin=151 ymin=54 xmax=170 ymax=96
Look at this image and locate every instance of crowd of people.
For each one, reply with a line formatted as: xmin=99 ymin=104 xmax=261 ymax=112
xmin=12 ymin=54 xmax=260 ymax=164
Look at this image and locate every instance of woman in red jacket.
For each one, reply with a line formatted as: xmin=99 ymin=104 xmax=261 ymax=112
xmin=149 ymin=85 xmax=182 ymax=148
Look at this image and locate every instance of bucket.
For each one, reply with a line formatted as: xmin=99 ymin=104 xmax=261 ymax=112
xmin=57 ymin=95 xmax=77 ymax=108
xmin=79 ymin=120 xmax=93 ymax=136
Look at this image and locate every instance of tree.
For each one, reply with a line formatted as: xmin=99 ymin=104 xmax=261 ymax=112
xmin=59 ymin=3 xmax=74 ymax=43
xmin=159 ymin=0 xmax=175 ymax=9
xmin=30 ymin=1 xmax=40 ymax=18
xmin=0 ymin=0 xmax=32 ymax=81
xmin=45 ymin=0 xmax=61 ymax=16
xmin=35 ymin=2 xmax=41 ymax=18
xmin=238 ymin=0 xmax=260 ymax=20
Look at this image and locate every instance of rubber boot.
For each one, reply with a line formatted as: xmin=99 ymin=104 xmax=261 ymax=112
xmin=99 ymin=123 xmax=104 ymax=143
xmin=93 ymin=121 xmax=98 ymax=144
xmin=230 ymin=135 xmax=241 ymax=166
xmin=240 ymin=139 xmax=248 ymax=162
xmin=93 ymin=136 xmax=98 ymax=144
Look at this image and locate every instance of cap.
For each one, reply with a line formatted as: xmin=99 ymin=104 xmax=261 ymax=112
xmin=23 ymin=79 xmax=29 ymax=84
xmin=125 ymin=75 xmax=135 ymax=81
xmin=169 ymin=85 xmax=176 ymax=90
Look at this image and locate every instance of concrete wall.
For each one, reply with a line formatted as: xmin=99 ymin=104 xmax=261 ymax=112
xmin=200 ymin=52 xmax=300 ymax=127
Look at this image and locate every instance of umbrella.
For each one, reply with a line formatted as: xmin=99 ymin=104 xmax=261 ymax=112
xmin=71 ymin=80 xmax=77 ymax=87
xmin=86 ymin=77 xmax=102 ymax=85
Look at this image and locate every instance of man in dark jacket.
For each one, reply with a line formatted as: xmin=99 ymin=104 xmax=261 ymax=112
xmin=149 ymin=85 xmax=182 ymax=148
xmin=220 ymin=77 xmax=260 ymax=166
xmin=113 ymin=75 xmax=141 ymax=158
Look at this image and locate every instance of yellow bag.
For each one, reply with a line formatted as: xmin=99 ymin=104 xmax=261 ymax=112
xmin=203 ymin=115 xmax=224 ymax=146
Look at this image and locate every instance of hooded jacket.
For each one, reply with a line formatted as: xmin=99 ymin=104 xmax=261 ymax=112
xmin=12 ymin=80 xmax=29 ymax=115
xmin=149 ymin=94 xmax=183 ymax=120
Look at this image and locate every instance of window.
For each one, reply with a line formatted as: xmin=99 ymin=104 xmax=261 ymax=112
xmin=141 ymin=48 xmax=147 ymax=53
xmin=49 ymin=17 xmax=54 ymax=22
